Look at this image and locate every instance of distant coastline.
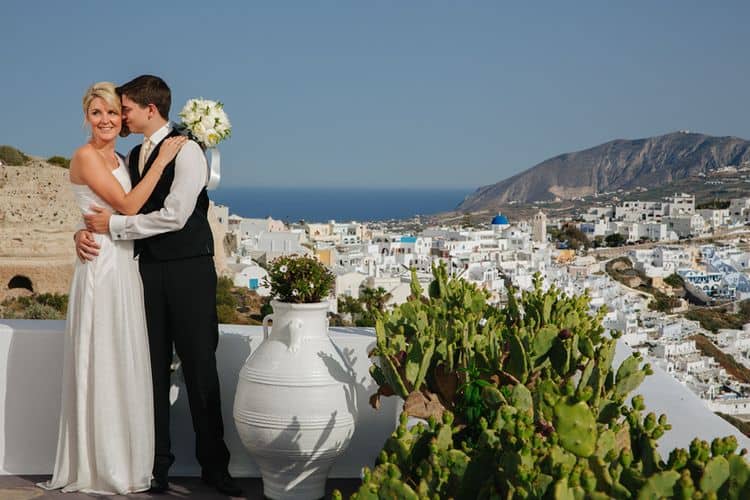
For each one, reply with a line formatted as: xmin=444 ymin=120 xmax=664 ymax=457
xmin=209 ymin=186 xmax=470 ymax=223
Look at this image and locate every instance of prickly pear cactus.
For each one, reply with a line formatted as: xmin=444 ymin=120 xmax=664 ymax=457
xmin=337 ymin=266 xmax=750 ymax=499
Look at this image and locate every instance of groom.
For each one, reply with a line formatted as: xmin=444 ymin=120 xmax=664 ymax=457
xmin=76 ymin=75 xmax=241 ymax=496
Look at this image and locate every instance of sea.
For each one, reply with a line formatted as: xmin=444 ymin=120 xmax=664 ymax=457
xmin=209 ymin=187 xmax=472 ymax=223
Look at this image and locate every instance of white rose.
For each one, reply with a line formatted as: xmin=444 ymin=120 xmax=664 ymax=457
xmin=182 ymin=110 xmax=200 ymax=125
xmin=200 ymin=115 xmax=214 ymax=130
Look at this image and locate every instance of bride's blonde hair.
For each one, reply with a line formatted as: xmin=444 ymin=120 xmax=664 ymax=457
xmin=82 ymin=81 xmax=121 ymax=116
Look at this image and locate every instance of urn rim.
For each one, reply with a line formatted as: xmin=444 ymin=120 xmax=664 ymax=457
xmin=270 ymin=299 xmax=330 ymax=311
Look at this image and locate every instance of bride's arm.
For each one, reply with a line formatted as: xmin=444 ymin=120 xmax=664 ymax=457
xmin=76 ymin=137 xmax=187 ymax=215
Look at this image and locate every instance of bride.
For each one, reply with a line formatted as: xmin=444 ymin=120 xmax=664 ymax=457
xmin=39 ymin=82 xmax=186 ymax=494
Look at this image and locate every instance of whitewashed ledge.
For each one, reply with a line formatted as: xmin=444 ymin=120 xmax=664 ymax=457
xmin=0 ymin=320 xmax=747 ymax=478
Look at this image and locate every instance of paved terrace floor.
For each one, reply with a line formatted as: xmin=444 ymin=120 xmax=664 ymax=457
xmin=0 ymin=476 xmax=360 ymax=499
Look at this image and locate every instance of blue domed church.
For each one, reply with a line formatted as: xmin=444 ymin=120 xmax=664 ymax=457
xmin=491 ymin=213 xmax=510 ymax=232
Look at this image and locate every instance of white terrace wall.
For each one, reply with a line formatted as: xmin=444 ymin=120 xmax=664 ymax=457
xmin=0 ymin=322 xmax=398 ymax=477
xmin=0 ymin=321 xmax=747 ymax=477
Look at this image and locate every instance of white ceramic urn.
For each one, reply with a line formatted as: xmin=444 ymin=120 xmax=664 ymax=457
xmin=234 ymin=300 xmax=357 ymax=500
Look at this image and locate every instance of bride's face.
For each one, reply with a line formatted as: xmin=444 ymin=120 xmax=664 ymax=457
xmin=86 ymin=97 xmax=122 ymax=142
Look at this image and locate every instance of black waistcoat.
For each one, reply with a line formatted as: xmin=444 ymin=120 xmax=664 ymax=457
xmin=127 ymin=129 xmax=214 ymax=261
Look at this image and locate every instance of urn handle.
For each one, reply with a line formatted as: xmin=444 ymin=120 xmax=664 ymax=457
xmin=288 ymin=318 xmax=304 ymax=353
xmin=262 ymin=314 xmax=274 ymax=340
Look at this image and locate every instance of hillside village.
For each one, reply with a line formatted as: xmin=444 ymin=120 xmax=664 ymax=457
xmin=217 ymin=188 xmax=750 ymax=429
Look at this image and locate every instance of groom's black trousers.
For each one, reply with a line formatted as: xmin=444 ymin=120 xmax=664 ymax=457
xmin=138 ymin=253 xmax=231 ymax=475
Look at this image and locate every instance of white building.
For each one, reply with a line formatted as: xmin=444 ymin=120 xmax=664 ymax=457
xmin=583 ymin=206 xmax=615 ymax=222
xmin=663 ymin=193 xmax=695 ymax=217
xmin=629 ymin=246 xmax=691 ymax=278
xmin=235 ymin=217 xmax=286 ymax=238
xmin=697 ymin=209 xmax=730 ymax=229
xmin=580 ymin=220 xmax=609 ymax=238
xmin=716 ymin=327 xmax=750 ymax=352
xmin=211 ymin=203 xmax=229 ymax=230
xmin=227 ymin=214 xmax=243 ymax=233
xmin=333 ymin=248 xmax=369 ymax=274
xmin=231 ymin=263 xmax=271 ymax=296
xmin=621 ymin=330 xmax=649 ymax=347
xmin=371 ymin=235 xmax=433 ymax=273
xmin=307 ymin=221 xmax=368 ymax=246
xmin=361 ymin=276 xmax=413 ymax=307
xmin=729 ymin=198 xmax=750 ymax=223
xmin=567 ymin=256 xmax=599 ymax=279
xmin=705 ymin=398 xmax=750 ymax=416
xmin=335 ymin=272 xmax=369 ymax=299
xmin=240 ymin=231 xmax=310 ymax=261
xmin=612 ymin=308 xmax=639 ymax=337
xmin=663 ymin=214 xmax=705 ymax=239
xmin=653 ymin=247 xmax=692 ymax=272
xmin=677 ymin=268 xmax=723 ymax=296
xmin=615 ymin=200 xmax=663 ymax=222
xmin=630 ymin=222 xmax=671 ymax=242
xmin=658 ymin=321 xmax=684 ymax=341
xmin=464 ymin=263 xmax=506 ymax=296
xmin=654 ymin=340 xmax=698 ymax=358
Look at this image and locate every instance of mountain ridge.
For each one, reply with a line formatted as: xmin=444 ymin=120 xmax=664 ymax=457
xmin=458 ymin=131 xmax=750 ymax=211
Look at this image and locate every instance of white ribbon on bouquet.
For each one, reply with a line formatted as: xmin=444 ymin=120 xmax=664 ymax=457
xmin=206 ymin=147 xmax=221 ymax=191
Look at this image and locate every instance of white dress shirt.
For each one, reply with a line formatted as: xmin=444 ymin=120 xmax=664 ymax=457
xmin=109 ymin=122 xmax=208 ymax=241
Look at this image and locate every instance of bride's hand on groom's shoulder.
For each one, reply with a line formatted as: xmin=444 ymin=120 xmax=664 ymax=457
xmin=152 ymin=136 xmax=189 ymax=170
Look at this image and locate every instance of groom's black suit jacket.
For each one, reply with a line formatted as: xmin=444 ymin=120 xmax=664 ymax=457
xmin=127 ymin=129 xmax=214 ymax=261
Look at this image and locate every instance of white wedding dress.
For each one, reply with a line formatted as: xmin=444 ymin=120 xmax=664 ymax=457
xmin=40 ymin=158 xmax=154 ymax=494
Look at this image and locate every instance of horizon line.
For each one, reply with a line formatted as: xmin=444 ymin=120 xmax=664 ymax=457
xmin=213 ymin=185 xmax=477 ymax=191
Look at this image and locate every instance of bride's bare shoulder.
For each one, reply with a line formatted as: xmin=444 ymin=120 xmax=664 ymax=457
xmin=72 ymin=144 xmax=95 ymax=160
xmin=70 ymin=145 xmax=106 ymax=182
xmin=71 ymin=144 xmax=101 ymax=167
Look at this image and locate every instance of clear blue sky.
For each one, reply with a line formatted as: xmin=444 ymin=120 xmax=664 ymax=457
xmin=2 ymin=1 xmax=749 ymax=189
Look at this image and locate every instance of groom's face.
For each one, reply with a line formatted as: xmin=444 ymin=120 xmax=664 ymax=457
xmin=121 ymin=95 xmax=151 ymax=135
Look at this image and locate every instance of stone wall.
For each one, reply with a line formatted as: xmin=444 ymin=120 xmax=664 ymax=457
xmin=0 ymin=260 xmax=74 ymax=300
xmin=0 ymin=160 xmax=230 ymax=299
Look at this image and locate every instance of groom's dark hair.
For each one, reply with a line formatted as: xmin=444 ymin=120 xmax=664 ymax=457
xmin=116 ymin=75 xmax=171 ymax=119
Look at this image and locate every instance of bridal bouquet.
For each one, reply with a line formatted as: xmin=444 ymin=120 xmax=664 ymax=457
xmin=178 ymin=98 xmax=231 ymax=148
